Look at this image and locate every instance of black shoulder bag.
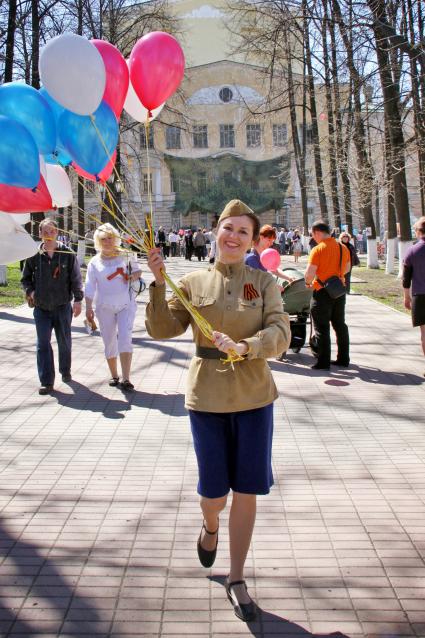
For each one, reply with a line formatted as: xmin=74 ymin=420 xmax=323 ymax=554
xmin=316 ymin=244 xmax=346 ymax=299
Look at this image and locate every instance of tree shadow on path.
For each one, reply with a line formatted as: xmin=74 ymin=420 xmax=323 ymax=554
xmin=269 ymin=354 xmax=424 ymax=386
xmin=0 ymin=520 xmax=104 ymax=636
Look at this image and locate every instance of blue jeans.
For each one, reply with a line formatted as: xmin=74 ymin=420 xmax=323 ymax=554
xmin=34 ymin=304 xmax=72 ymax=385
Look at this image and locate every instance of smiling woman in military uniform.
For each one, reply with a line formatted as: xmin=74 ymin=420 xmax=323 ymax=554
xmin=146 ymin=199 xmax=290 ymax=621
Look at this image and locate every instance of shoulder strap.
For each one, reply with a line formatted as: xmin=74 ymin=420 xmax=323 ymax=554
xmin=315 ymin=241 xmax=343 ymax=287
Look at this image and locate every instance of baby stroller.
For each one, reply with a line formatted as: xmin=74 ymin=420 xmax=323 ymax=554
xmin=275 ymin=268 xmax=312 ymax=359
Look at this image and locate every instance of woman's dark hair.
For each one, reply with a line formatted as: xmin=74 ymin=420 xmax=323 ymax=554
xmin=311 ymin=220 xmax=331 ymax=234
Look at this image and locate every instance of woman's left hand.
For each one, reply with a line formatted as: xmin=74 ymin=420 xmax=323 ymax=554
xmin=212 ymin=331 xmax=248 ymax=356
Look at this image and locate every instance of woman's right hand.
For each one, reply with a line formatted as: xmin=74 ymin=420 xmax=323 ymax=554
xmin=86 ymin=308 xmax=95 ymax=322
xmin=147 ymin=247 xmax=165 ymax=285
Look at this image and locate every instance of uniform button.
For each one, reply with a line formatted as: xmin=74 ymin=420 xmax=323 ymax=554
xmin=226 ymin=305 xmax=231 ymax=310
xmin=227 ymin=290 xmax=231 ymax=294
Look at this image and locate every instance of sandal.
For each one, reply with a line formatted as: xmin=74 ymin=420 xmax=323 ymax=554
xmin=109 ymin=377 xmax=119 ymax=387
xmin=197 ymin=521 xmax=219 ymax=567
xmin=226 ymin=579 xmax=257 ymax=622
xmin=120 ymin=379 xmax=134 ymax=392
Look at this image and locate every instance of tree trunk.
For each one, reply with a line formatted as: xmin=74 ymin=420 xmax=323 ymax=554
xmin=371 ymin=7 xmax=412 ymax=246
xmin=332 ymin=0 xmax=377 ymax=267
xmin=31 ymin=0 xmax=40 ymax=88
xmin=0 ymin=266 xmax=7 ymax=285
xmin=384 ymin=111 xmax=398 ymax=274
xmin=329 ymin=10 xmax=353 ymax=232
xmin=322 ymin=0 xmax=341 ymax=229
xmin=284 ymin=32 xmax=309 ymax=232
xmin=303 ymin=0 xmax=328 ymax=222
xmin=386 ymin=238 xmax=397 ymax=275
xmin=4 ymin=0 xmax=17 ymax=82
xmin=406 ymin=0 xmax=425 ymax=216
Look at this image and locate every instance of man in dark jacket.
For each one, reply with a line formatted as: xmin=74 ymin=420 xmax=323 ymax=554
xmin=21 ymin=219 xmax=84 ymax=395
xmin=403 ymin=216 xmax=425 ymax=370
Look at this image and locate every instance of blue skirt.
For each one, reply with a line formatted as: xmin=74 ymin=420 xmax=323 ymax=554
xmin=189 ymin=404 xmax=274 ymax=498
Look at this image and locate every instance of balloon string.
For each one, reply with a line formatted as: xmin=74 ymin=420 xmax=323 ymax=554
xmin=160 ymin=270 xmax=244 ymax=370
xmin=144 ymin=113 xmax=155 ymax=250
xmin=88 ymin=114 xmax=146 ymax=241
xmin=52 ymin=125 xmax=241 ymax=369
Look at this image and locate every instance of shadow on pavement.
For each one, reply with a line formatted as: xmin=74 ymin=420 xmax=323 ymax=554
xmin=53 ymin=380 xmax=186 ymax=419
xmin=270 ymin=353 xmax=424 ymax=386
xmin=209 ymin=576 xmax=349 ymax=638
xmin=0 ymin=520 xmax=103 ymax=637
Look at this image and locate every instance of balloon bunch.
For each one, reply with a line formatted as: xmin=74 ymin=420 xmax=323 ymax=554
xmin=0 ymin=31 xmax=184 ymax=215
xmin=0 ymin=30 xmax=185 ymax=264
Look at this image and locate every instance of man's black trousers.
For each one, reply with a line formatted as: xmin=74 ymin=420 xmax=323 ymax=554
xmin=310 ymin=288 xmax=349 ymax=367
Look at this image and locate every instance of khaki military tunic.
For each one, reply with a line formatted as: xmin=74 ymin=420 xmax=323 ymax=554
xmin=145 ymin=260 xmax=291 ymax=413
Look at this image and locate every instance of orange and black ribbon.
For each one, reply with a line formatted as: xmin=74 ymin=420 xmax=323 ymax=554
xmin=244 ymin=283 xmax=260 ymax=300
xmin=107 ymin=267 xmax=129 ymax=282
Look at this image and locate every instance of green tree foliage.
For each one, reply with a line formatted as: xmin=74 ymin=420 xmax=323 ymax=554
xmin=164 ymin=153 xmax=290 ymax=216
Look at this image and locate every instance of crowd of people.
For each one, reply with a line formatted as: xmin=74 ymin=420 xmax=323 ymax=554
xmin=19 ymin=205 xmax=425 ymax=622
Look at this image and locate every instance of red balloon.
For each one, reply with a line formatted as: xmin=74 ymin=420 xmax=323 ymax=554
xmin=73 ymin=151 xmax=117 ymax=183
xmin=92 ymin=40 xmax=129 ymax=118
xmin=0 ymin=176 xmax=53 ymax=212
xmin=129 ymin=32 xmax=185 ymax=113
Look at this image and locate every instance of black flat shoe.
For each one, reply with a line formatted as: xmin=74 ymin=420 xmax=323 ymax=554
xmin=311 ymin=363 xmax=330 ymax=370
xmin=197 ymin=521 xmax=218 ymax=568
xmin=226 ymin=579 xmax=257 ymax=622
xmin=120 ymin=380 xmax=134 ymax=392
xmin=331 ymin=360 xmax=350 ymax=367
xmin=109 ymin=377 xmax=119 ymax=387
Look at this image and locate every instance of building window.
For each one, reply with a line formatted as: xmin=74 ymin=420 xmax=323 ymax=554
xmin=220 ymin=124 xmax=235 ymax=148
xmin=142 ymin=172 xmax=153 ymax=194
xmin=246 ymin=124 xmax=261 ymax=148
xmin=298 ymin=124 xmax=313 ymax=145
xmin=197 ymin=171 xmax=207 ymax=194
xmin=170 ymin=176 xmax=178 ymax=192
xmin=224 ymin=171 xmax=233 ymax=187
xmin=219 ymin=87 xmax=233 ymax=103
xmin=166 ymin=126 xmax=181 ymax=149
xmin=273 ymin=124 xmax=287 ymax=146
xmin=193 ymin=125 xmax=208 ymax=148
xmin=140 ymin=125 xmax=154 ymax=149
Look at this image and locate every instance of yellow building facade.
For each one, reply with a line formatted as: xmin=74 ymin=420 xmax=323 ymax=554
xmin=121 ymin=0 xmax=314 ymax=231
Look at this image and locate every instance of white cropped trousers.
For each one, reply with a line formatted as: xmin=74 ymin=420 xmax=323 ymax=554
xmin=95 ymin=303 xmax=137 ymax=359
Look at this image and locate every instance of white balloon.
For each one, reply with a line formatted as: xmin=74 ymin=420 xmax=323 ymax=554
xmin=123 ymin=59 xmax=164 ymax=122
xmin=39 ymin=155 xmax=47 ymax=180
xmin=9 ymin=213 xmax=31 ymax=225
xmin=45 ymin=164 xmax=73 ymax=208
xmin=0 ymin=212 xmax=39 ymax=265
xmin=39 ymin=34 xmax=106 ymax=116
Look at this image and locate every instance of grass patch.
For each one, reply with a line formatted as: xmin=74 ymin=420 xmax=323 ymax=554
xmin=0 ymin=262 xmax=25 ymax=307
xmin=351 ymin=264 xmax=408 ymax=314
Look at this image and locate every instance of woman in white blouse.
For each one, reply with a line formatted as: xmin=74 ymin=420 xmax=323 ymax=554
xmin=85 ymin=223 xmax=141 ymax=391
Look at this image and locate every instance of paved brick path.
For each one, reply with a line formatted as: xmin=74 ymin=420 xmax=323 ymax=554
xmin=0 ymin=255 xmax=424 ymax=637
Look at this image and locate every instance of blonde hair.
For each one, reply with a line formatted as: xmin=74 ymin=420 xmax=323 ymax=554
xmin=93 ymin=223 xmax=121 ymax=253
xmin=339 ymin=231 xmax=352 ymax=242
xmin=413 ymin=216 xmax=425 ymax=234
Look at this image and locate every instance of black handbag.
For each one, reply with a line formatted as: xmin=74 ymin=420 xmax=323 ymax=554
xmin=316 ymin=244 xmax=346 ymax=299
